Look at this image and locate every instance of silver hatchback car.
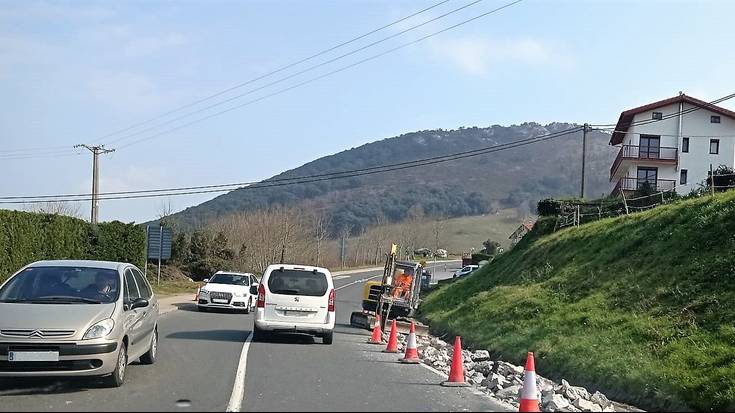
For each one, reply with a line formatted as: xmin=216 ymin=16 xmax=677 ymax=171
xmin=0 ymin=260 xmax=159 ymax=387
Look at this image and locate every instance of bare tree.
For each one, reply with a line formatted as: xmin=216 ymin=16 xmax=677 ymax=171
xmin=28 ymin=201 xmax=83 ymax=219
xmin=312 ymin=211 xmax=332 ymax=267
xmin=338 ymin=225 xmax=352 ymax=269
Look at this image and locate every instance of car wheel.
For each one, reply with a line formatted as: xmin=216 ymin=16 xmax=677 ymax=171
xmin=106 ymin=342 xmax=127 ymax=388
xmin=322 ymin=332 xmax=334 ymax=345
xmin=140 ymin=329 xmax=158 ymax=365
xmin=244 ymin=298 xmax=251 ymax=315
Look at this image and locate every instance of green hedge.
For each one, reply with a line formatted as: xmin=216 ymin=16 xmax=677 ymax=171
xmin=0 ymin=210 xmax=145 ymax=283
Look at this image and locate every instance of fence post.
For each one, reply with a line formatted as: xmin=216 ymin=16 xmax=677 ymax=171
xmin=621 ymin=188 xmax=630 ymax=215
xmin=710 ymin=164 xmax=716 ymax=197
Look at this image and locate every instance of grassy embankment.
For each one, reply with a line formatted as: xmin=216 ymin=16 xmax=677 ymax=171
xmin=420 ymin=191 xmax=735 ymax=411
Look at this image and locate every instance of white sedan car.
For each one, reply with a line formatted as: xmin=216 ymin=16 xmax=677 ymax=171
xmin=453 ymin=265 xmax=479 ymax=278
xmin=197 ymin=272 xmax=259 ymax=313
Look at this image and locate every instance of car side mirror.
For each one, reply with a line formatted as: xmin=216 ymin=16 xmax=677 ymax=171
xmin=131 ymin=298 xmax=149 ymax=310
xmin=203 ymin=279 xmax=209 ymax=283
xmin=249 ymin=285 xmax=258 ymax=295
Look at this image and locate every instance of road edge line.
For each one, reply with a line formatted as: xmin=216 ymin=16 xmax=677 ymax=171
xmin=226 ymin=330 xmax=253 ymax=412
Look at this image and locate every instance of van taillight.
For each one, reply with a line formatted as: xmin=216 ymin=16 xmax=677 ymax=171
xmin=328 ymin=289 xmax=335 ymax=312
xmin=257 ymin=284 xmax=266 ymax=308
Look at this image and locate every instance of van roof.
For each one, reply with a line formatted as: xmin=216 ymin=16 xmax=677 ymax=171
xmin=264 ymin=264 xmax=331 ymax=275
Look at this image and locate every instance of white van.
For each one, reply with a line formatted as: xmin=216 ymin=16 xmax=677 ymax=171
xmin=253 ymin=264 xmax=335 ymax=344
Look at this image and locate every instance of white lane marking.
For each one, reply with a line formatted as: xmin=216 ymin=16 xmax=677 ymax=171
xmin=332 ymin=275 xmax=351 ymax=280
xmin=335 ymin=275 xmax=383 ymax=291
xmin=226 ymin=331 xmax=253 ymax=412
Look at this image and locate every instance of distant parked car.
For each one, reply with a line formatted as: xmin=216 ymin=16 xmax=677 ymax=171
xmin=253 ymin=264 xmax=335 ymax=344
xmin=197 ymin=271 xmax=259 ymax=313
xmin=435 ymin=249 xmax=448 ymax=258
xmin=0 ymin=260 xmax=159 ymax=387
xmin=414 ymin=248 xmax=432 ymax=257
xmin=453 ymin=265 xmax=479 ymax=278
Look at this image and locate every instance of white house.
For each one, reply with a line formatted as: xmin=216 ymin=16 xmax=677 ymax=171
xmin=609 ymin=93 xmax=735 ymax=195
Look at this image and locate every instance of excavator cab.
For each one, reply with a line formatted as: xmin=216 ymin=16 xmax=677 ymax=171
xmin=350 ymin=244 xmax=429 ymax=336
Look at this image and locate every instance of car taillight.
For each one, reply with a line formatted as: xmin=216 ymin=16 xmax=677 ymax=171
xmin=328 ymin=289 xmax=335 ymax=312
xmin=257 ymin=284 xmax=266 ymax=308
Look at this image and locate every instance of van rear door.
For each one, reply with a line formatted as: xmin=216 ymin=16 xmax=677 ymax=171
xmin=263 ymin=268 xmax=331 ymax=325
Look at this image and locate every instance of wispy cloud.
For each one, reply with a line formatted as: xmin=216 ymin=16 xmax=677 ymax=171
xmin=0 ymin=2 xmax=115 ymax=21
xmin=85 ymin=72 xmax=179 ymax=115
xmin=429 ymin=36 xmax=569 ymax=75
xmin=123 ymin=32 xmax=187 ymax=58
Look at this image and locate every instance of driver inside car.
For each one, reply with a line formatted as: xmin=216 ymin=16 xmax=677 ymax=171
xmin=82 ymin=272 xmax=117 ymax=301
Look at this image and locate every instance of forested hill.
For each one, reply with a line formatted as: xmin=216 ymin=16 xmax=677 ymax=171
xmin=166 ymin=122 xmax=617 ymax=232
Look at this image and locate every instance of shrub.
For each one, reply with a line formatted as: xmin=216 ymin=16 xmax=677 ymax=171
xmin=0 ymin=210 xmax=145 ymax=283
xmin=537 ymin=198 xmax=562 ymax=216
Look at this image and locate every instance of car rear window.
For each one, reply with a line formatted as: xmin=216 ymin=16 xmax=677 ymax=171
xmin=267 ymin=269 xmax=328 ymax=297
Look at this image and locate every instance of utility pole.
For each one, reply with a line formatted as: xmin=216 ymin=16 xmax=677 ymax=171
xmin=580 ymin=123 xmax=589 ymax=199
xmin=75 ymin=144 xmax=115 ymax=224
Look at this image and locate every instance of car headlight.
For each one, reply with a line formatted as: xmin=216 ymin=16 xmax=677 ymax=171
xmin=83 ymin=319 xmax=115 ymax=340
xmin=199 ymin=289 xmax=209 ymax=295
xmin=234 ymin=292 xmax=246 ymax=297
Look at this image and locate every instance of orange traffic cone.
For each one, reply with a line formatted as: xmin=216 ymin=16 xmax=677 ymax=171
xmin=399 ymin=321 xmax=421 ymax=364
xmin=519 ymin=352 xmax=540 ymax=412
xmin=367 ymin=314 xmax=384 ymax=344
xmin=383 ymin=319 xmax=400 ymax=353
xmin=441 ymin=336 xmax=470 ymax=387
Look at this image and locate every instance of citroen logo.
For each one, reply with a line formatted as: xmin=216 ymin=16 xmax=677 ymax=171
xmin=28 ymin=330 xmax=44 ymax=339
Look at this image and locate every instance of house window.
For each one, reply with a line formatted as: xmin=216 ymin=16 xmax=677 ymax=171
xmin=710 ymin=139 xmax=720 ymax=154
xmin=652 ymin=112 xmax=663 ymax=120
xmin=639 ymin=135 xmax=661 ymax=159
xmin=637 ymin=167 xmax=658 ymax=190
xmin=682 ymin=137 xmax=689 ymax=153
xmin=711 ymin=115 xmax=721 ymax=124
xmin=680 ymin=169 xmax=688 ymax=185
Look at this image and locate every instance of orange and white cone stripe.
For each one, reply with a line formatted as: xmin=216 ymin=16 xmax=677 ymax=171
xmin=519 ymin=352 xmax=540 ymax=412
xmin=399 ymin=321 xmax=420 ymax=363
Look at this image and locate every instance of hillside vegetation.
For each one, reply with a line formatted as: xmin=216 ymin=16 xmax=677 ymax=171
xmin=166 ymin=122 xmax=616 ymax=232
xmin=420 ymin=191 xmax=735 ymax=411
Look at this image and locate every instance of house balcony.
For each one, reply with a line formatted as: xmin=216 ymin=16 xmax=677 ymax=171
xmin=613 ymin=177 xmax=677 ymax=194
xmin=610 ymin=145 xmax=678 ymax=179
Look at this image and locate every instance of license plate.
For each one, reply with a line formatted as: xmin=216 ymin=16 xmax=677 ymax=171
xmin=8 ymin=351 xmax=59 ymax=362
xmin=284 ymin=310 xmax=308 ymax=317
xmin=212 ymin=298 xmax=228 ymax=304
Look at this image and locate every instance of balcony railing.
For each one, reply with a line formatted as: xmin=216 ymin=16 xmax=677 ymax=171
xmin=610 ymin=145 xmax=678 ymax=178
xmin=613 ymin=177 xmax=677 ymax=194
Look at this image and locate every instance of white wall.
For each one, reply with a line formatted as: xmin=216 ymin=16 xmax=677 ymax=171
xmin=617 ymin=102 xmax=735 ymax=194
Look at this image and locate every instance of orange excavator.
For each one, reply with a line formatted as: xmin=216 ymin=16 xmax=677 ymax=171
xmin=350 ymin=244 xmax=430 ymax=336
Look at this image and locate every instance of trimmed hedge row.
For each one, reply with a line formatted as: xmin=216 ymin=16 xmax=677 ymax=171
xmin=0 ymin=210 xmax=146 ymax=283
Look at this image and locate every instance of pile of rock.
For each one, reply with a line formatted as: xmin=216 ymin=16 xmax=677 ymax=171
xmin=388 ymin=333 xmax=618 ymax=412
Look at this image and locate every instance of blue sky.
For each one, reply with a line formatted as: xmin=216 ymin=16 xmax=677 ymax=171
xmin=1 ymin=0 xmax=733 ymax=222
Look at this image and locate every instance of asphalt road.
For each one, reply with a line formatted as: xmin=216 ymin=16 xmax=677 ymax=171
xmin=0 ymin=265 xmax=509 ymax=412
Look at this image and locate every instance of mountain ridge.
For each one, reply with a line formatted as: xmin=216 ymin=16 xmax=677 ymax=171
xmin=166 ymin=122 xmax=618 ymax=233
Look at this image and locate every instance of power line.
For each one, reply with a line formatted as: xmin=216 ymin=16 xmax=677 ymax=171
xmin=0 ymin=125 xmax=581 ymax=204
xmin=2 ymin=0 xmax=452 ymax=155
xmin=114 ymin=0 xmax=524 ymax=150
xmin=104 ymin=0 xmax=495 ymax=148
xmin=592 ymin=129 xmax=735 ymax=139
xmin=97 ymin=0 xmax=452 ymax=144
